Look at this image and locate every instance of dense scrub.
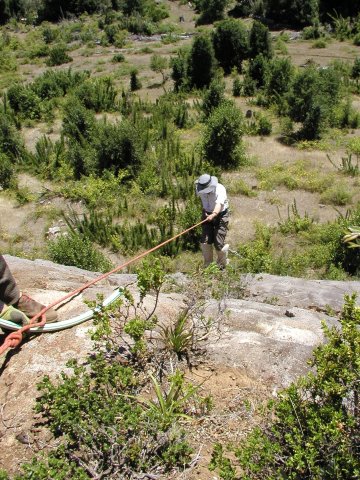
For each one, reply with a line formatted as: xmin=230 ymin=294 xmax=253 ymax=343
xmin=0 ymin=2 xmax=359 ymax=279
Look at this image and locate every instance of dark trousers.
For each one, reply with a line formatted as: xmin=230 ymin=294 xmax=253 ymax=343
xmin=0 ymin=255 xmax=20 ymax=307
xmin=201 ymin=210 xmax=229 ymax=251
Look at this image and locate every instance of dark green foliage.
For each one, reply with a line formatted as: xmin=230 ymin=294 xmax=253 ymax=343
xmin=112 ymin=52 xmax=125 ymax=63
xmin=31 ymin=69 xmax=90 ymax=100
xmin=24 ymin=291 xmax=194 ymax=479
xmin=75 ymin=77 xmax=117 ymax=112
xmin=123 ymin=0 xmax=144 ymax=16
xmin=352 ymin=57 xmax=360 ymax=80
xmin=266 ymin=0 xmax=319 ymax=28
xmin=257 ymin=114 xmax=272 ymax=135
xmin=228 ymin=0 xmax=257 ymax=18
xmin=0 ymin=110 xmax=24 ymax=160
xmin=249 ymin=20 xmax=272 ymax=59
xmin=265 ymin=56 xmax=294 ymax=107
xmin=48 ymin=233 xmax=113 ymax=272
xmin=334 ymin=206 xmax=360 ymax=276
xmin=287 ymin=64 xmax=343 ymax=139
xmin=46 ymin=44 xmax=72 ymax=67
xmin=0 ymin=0 xmax=25 ymax=24
xmin=212 ymin=18 xmax=248 ymax=74
xmin=130 ymin=69 xmax=142 ymax=91
xmin=42 ymin=24 xmax=58 ymax=44
xmin=319 ymin=0 xmax=359 ymax=21
xmin=232 ymin=76 xmax=242 ymax=96
xmin=32 ymin=136 xmax=66 ymax=179
xmin=202 ymin=102 xmax=244 ymax=169
xmin=248 ymin=54 xmax=270 ymax=88
xmin=38 ymin=0 xmax=100 ymax=22
xmin=212 ymin=294 xmax=360 ymax=479
xmin=171 ymin=48 xmax=189 ymax=92
xmin=0 ymin=153 xmax=15 ymax=189
xmin=196 ymin=0 xmax=229 ymax=26
xmin=92 ymin=119 xmax=143 ymax=175
xmin=202 ymin=78 xmax=226 ymax=118
xmin=62 ymin=99 xmax=96 ymax=143
xmin=188 ymin=33 xmax=216 ymax=89
xmin=177 ymin=196 xmax=203 ymax=251
xmin=7 ymin=84 xmax=41 ymax=120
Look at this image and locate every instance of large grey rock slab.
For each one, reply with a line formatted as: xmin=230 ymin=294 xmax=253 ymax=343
xmin=246 ymin=273 xmax=360 ymax=313
xmin=205 ymin=298 xmax=339 ymax=389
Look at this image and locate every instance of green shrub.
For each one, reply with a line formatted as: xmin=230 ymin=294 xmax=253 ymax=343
xmin=0 ymin=111 xmax=25 ymax=160
xmin=7 ymin=84 xmax=41 ymax=120
xmin=75 ymin=77 xmax=117 ymax=112
xmin=111 ymin=53 xmax=125 ymax=63
xmin=232 ymin=76 xmax=242 ymax=96
xmin=320 ymin=184 xmax=353 ymax=205
xmin=46 ymin=44 xmax=72 ymax=67
xmin=257 ymin=114 xmax=272 ymax=136
xmin=130 ymin=69 xmax=142 ymax=91
xmin=188 ymin=33 xmax=216 ymax=89
xmin=0 ymin=153 xmax=15 ymax=189
xmin=211 ymin=294 xmax=360 ymax=479
xmin=202 ymin=101 xmax=245 ymax=169
xmin=312 ymin=38 xmax=327 ymax=48
xmin=48 ymin=233 xmax=113 ymax=272
xmin=202 ymin=78 xmax=226 ymax=118
xmin=32 ymin=69 xmax=90 ymax=100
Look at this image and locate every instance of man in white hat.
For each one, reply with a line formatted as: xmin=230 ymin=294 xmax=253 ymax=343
xmin=195 ymin=173 xmax=229 ymax=268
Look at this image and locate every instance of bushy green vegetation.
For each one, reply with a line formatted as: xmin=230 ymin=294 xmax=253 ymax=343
xmin=233 ymin=203 xmax=360 ymax=279
xmin=0 ymin=259 xmax=214 ymax=479
xmin=210 ymin=293 xmax=360 ymax=479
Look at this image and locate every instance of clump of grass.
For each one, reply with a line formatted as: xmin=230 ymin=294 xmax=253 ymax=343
xmin=256 ymin=160 xmax=334 ymax=193
xmin=227 ymin=178 xmax=257 ymax=197
xmin=320 ymin=184 xmax=353 ymax=205
xmin=312 ymin=39 xmax=327 ymax=48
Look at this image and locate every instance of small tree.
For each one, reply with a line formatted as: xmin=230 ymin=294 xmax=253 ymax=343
xmin=351 ymin=57 xmax=360 ymax=90
xmin=287 ymin=64 xmax=342 ymax=139
xmin=202 ymin=78 xmax=226 ymax=118
xmin=249 ymin=20 xmax=273 ymax=59
xmin=265 ymin=56 xmax=294 ymax=105
xmin=188 ymin=33 xmax=216 ymax=89
xmin=0 ymin=153 xmax=15 ymax=189
xmin=212 ymin=18 xmax=249 ymax=73
xmin=196 ymin=0 xmax=230 ymax=25
xmin=202 ymin=102 xmax=244 ymax=169
xmin=46 ymin=44 xmax=72 ymax=67
xmin=150 ymin=54 xmax=169 ymax=85
xmin=248 ymin=53 xmax=270 ymax=88
xmin=130 ymin=69 xmax=142 ymax=91
xmin=171 ymin=47 xmax=189 ymax=92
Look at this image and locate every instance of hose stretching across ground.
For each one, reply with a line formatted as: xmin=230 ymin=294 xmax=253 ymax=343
xmin=0 ymin=218 xmax=207 ymax=356
xmin=0 ymin=288 xmax=123 ymax=333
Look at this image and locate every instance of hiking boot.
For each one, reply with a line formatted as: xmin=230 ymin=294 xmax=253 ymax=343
xmin=0 ymin=305 xmax=30 ymax=326
xmin=15 ymin=293 xmax=58 ymax=323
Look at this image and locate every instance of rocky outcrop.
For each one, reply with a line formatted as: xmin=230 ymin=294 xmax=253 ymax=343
xmin=1 ymin=255 xmax=360 ymax=474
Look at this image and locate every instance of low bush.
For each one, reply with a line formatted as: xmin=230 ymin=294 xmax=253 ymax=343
xmin=112 ymin=53 xmax=125 ymax=63
xmin=7 ymin=84 xmax=41 ymax=120
xmin=0 ymin=153 xmax=15 ymax=189
xmin=46 ymin=44 xmax=72 ymax=67
xmin=48 ymin=233 xmax=113 ymax=273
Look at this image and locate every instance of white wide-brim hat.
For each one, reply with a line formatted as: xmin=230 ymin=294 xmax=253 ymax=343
xmin=195 ymin=174 xmax=218 ymax=194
